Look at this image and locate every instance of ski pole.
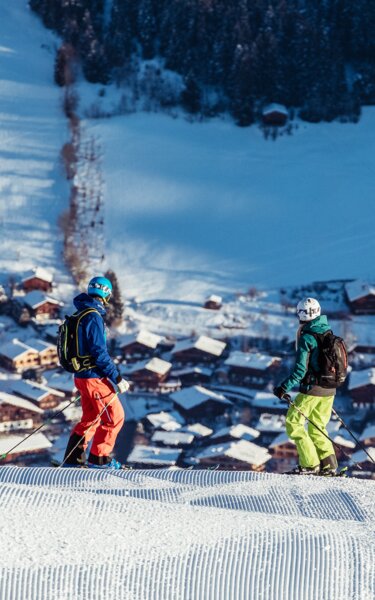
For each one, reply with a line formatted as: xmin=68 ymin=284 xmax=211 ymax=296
xmin=0 ymin=395 xmax=81 ymax=462
xmin=58 ymin=392 xmax=118 ymax=468
xmin=284 ymin=395 xmax=362 ymax=469
xmin=331 ymin=407 xmax=375 ymax=465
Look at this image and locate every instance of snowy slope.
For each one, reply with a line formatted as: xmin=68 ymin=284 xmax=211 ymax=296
xmin=83 ymin=110 xmax=375 ymax=301
xmin=0 ymin=1 xmax=68 ymax=283
xmin=0 ymin=467 xmax=373 ymax=600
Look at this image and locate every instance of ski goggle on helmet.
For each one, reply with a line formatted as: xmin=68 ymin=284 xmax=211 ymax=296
xmin=296 ymin=297 xmax=321 ymax=322
xmin=87 ymin=276 xmax=113 ymax=303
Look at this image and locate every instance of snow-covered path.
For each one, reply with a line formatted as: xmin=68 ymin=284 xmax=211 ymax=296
xmin=0 ymin=1 xmax=68 ymax=281
xmin=0 ymin=467 xmax=373 ymax=600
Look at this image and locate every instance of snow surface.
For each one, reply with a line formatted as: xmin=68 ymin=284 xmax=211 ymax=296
xmin=0 ymin=467 xmax=374 ymax=600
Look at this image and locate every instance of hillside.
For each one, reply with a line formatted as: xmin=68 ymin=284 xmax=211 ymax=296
xmin=0 ymin=466 xmax=374 ymax=600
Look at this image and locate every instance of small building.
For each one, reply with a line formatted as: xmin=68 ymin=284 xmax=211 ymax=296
xmin=208 ymin=424 xmax=260 ymax=445
xmin=348 ymin=368 xmax=375 ymax=407
xmin=22 ymin=291 xmax=63 ymax=321
xmin=10 ymin=379 xmax=64 ymax=410
xmin=0 ymin=339 xmax=40 ymax=372
xmin=21 ymin=268 xmax=53 ymax=293
xmin=359 ymin=424 xmax=375 ymax=447
xmin=27 ymin=338 xmax=59 ymax=368
xmin=224 ymin=351 xmax=281 ymax=388
xmin=350 ymin=447 xmax=375 ymax=476
xmin=269 ymin=432 xmax=298 ymax=460
xmin=126 ymin=357 xmax=172 ymax=389
xmin=204 ymin=295 xmax=223 ymax=310
xmin=170 ymin=385 xmax=232 ymax=418
xmin=0 ymin=390 xmax=43 ymax=433
xmin=345 ymin=281 xmax=375 ymax=315
xmin=0 ymin=432 xmax=52 ymax=464
xmin=126 ymin=444 xmax=182 ymax=469
xmin=262 ymin=103 xmax=288 ymax=126
xmin=171 ymin=366 xmax=213 ymax=386
xmin=43 ymin=370 xmax=76 ymax=397
xmin=255 ymin=413 xmax=286 ymax=434
xmin=250 ymin=392 xmax=286 ymax=413
xmin=151 ymin=430 xmax=195 ymax=447
xmin=171 ymin=336 xmax=227 ymax=364
xmin=119 ymin=330 xmax=163 ymax=360
xmin=194 ymin=439 xmax=271 ymax=471
xmin=179 ymin=423 xmax=213 ymax=440
xmin=144 ymin=410 xmax=185 ymax=432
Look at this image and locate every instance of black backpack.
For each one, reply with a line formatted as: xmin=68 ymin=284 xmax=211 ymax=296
xmin=308 ymin=330 xmax=348 ymax=389
xmin=57 ymin=308 xmax=99 ymax=373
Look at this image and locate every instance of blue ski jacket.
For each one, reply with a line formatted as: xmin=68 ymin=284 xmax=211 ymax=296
xmin=72 ymin=293 xmax=120 ymax=383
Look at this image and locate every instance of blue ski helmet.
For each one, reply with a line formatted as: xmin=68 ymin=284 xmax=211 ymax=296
xmin=87 ymin=276 xmax=112 ymax=301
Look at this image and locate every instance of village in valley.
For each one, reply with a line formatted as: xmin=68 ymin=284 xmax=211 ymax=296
xmin=0 ymin=267 xmax=374 ymax=478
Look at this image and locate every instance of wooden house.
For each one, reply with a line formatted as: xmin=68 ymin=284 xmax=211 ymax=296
xmin=22 ymin=291 xmax=63 ymax=321
xmin=194 ymin=439 xmax=271 ymax=471
xmin=350 ymin=448 xmax=375 ymax=475
xmin=262 ymin=103 xmax=288 ymax=126
xmin=0 ymin=390 xmax=43 ymax=433
xmin=204 ymin=295 xmax=222 ymax=310
xmin=345 ymin=281 xmax=375 ymax=315
xmin=170 ymin=385 xmax=232 ymax=419
xmin=144 ymin=410 xmax=185 ymax=433
xmin=0 ymin=339 xmax=40 ymax=372
xmin=27 ymin=338 xmax=59 ymax=368
xmin=359 ymin=424 xmax=375 ymax=447
xmin=21 ymin=268 xmax=53 ymax=293
xmin=10 ymin=379 xmax=64 ymax=410
xmin=224 ymin=351 xmax=281 ymax=387
xmin=0 ymin=432 xmax=52 ymax=464
xmin=171 ymin=365 xmax=213 ymax=386
xmin=348 ymin=368 xmax=375 ymax=407
xmin=119 ymin=330 xmax=163 ymax=361
xmin=171 ymin=335 xmax=227 ymax=365
xmin=151 ymin=430 xmax=195 ymax=448
xmin=269 ymin=432 xmax=298 ymax=460
xmin=126 ymin=357 xmax=172 ymax=389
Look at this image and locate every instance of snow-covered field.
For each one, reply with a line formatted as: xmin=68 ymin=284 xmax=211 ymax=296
xmin=0 ymin=467 xmax=374 ymax=600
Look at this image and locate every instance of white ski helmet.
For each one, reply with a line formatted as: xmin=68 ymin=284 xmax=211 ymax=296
xmin=296 ymin=297 xmax=321 ymax=322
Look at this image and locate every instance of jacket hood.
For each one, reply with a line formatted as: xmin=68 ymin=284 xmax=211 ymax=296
xmin=302 ymin=314 xmax=330 ymax=334
xmin=73 ymin=293 xmax=106 ymax=316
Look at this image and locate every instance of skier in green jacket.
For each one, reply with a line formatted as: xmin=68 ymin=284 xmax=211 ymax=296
xmin=274 ymin=297 xmax=338 ymax=475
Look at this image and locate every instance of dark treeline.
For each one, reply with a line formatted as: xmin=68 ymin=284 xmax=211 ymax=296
xmin=30 ymin=0 xmax=375 ymax=125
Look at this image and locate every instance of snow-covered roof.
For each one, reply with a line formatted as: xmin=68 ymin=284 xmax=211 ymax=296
xmin=0 ymin=390 xmax=43 ymax=414
xmin=195 ymin=439 xmax=271 ymax=467
xmin=22 ymin=267 xmax=53 ymax=284
xmin=360 ymin=424 xmax=375 ymax=441
xmin=129 ymin=357 xmax=172 ymax=376
xmin=170 ymin=385 xmax=232 ymax=411
xmin=43 ymin=370 xmax=75 ymax=393
xmin=127 ymin=444 xmax=182 ymax=466
xmin=0 ymin=432 xmax=51 ymax=454
xmin=269 ymin=432 xmax=296 ymax=448
xmin=11 ymin=379 xmax=65 ymax=402
xmin=225 ymin=351 xmax=279 ymax=371
xmin=262 ymin=103 xmax=288 ymax=116
xmin=348 ymin=368 xmax=375 ymax=390
xmin=330 ymin=432 xmax=356 ymax=449
xmin=151 ymin=430 xmax=195 ymax=446
xmin=120 ymin=329 xmax=163 ymax=349
xmin=146 ymin=411 xmax=185 ymax=431
xmin=255 ymin=413 xmax=285 ymax=433
xmin=23 ymin=337 xmax=56 ymax=353
xmin=345 ymin=280 xmax=375 ymax=303
xmin=179 ymin=423 xmax=213 ymax=438
xmin=205 ymin=295 xmax=222 ymax=304
xmin=171 ymin=366 xmax=213 ymax=378
xmin=250 ymin=392 xmax=286 ymax=410
xmin=0 ymin=339 xmax=37 ymax=360
xmin=211 ymin=423 xmax=260 ymax=442
xmin=23 ymin=291 xmax=62 ymax=309
xmin=172 ymin=335 xmax=226 ymax=357
xmin=351 ymin=446 xmax=375 ymax=464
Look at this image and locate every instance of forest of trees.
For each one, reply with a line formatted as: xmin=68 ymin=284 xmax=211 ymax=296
xmin=30 ymin=0 xmax=375 ymax=125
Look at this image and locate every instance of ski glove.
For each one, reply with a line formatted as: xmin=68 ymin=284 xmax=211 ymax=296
xmin=117 ymin=378 xmax=130 ymax=394
xmin=273 ymin=386 xmax=288 ymax=400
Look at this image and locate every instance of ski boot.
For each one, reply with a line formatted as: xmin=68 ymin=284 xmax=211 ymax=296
xmin=285 ymin=464 xmax=320 ymax=475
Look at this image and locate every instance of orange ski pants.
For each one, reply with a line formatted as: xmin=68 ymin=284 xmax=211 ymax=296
xmin=73 ymin=377 xmax=125 ymax=459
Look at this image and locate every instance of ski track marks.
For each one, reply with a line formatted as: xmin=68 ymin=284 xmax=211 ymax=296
xmin=0 ymin=467 xmax=374 ymax=600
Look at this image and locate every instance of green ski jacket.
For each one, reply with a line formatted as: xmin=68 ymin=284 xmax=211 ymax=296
xmin=281 ymin=315 xmax=335 ymax=396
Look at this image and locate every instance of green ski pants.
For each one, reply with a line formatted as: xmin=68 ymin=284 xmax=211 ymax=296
xmin=285 ymin=393 xmax=335 ymax=468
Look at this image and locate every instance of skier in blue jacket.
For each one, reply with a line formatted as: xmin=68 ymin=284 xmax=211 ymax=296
xmin=63 ymin=276 xmax=129 ymax=468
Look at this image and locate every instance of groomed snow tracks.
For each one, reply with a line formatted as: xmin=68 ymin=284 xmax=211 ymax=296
xmin=0 ymin=467 xmax=373 ymax=600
